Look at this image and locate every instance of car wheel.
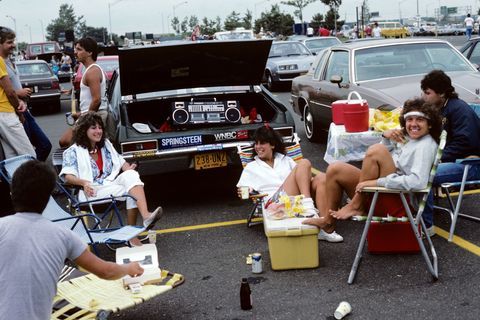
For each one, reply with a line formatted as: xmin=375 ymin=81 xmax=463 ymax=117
xmin=266 ymin=72 xmax=276 ymax=91
xmin=303 ymin=103 xmax=322 ymax=142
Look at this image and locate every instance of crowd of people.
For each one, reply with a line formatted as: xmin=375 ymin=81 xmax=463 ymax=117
xmin=1 ymin=18 xmax=480 ymax=320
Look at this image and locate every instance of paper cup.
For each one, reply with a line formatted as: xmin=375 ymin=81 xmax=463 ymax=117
xmin=240 ymin=186 xmax=250 ymax=199
xmin=148 ymin=230 xmax=157 ymax=244
xmin=334 ymin=301 xmax=352 ymax=319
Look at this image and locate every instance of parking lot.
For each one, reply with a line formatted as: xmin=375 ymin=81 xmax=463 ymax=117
xmin=36 ymin=59 xmax=480 ymax=318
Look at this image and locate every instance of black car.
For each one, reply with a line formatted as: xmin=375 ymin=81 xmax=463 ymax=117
xmin=16 ymin=60 xmax=61 ymax=113
xmin=460 ymin=36 xmax=480 ymax=66
xmin=106 ymin=40 xmax=297 ymax=175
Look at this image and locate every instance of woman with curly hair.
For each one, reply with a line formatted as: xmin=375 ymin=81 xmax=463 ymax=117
xmin=304 ymin=98 xmax=442 ymax=226
xmin=59 ymin=112 xmax=161 ymax=233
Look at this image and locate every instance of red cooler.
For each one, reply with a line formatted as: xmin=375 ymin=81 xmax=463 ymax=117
xmin=331 ymin=91 xmax=370 ymax=132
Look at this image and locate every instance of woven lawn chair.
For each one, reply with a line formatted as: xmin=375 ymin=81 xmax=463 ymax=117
xmin=52 ymin=267 xmax=184 ymax=320
xmin=348 ymin=130 xmax=447 ymax=284
xmin=236 ymin=133 xmax=303 ymax=227
xmin=434 ymin=104 xmax=480 ymax=242
xmin=0 ymin=155 xmax=145 ymax=255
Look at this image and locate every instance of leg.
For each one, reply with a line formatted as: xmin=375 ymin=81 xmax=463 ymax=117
xmin=303 ymin=172 xmax=335 ymax=230
xmin=22 ymin=111 xmax=52 ymax=161
xmin=282 ymin=159 xmax=312 ymax=197
xmin=0 ymin=112 xmax=36 ymax=158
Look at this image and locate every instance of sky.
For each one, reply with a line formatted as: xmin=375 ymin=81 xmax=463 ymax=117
xmin=1 ymin=0 xmax=478 ymax=43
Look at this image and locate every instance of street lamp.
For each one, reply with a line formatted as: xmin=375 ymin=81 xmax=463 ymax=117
xmin=39 ymin=19 xmax=45 ymax=41
xmin=5 ymin=15 xmax=17 ymax=35
xmin=108 ymin=0 xmax=125 ymax=42
xmin=25 ymin=24 xmax=32 ymax=43
xmin=398 ymin=0 xmax=408 ymax=24
xmin=173 ymin=1 xmax=188 ymax=34
xmin=254 ymin=0 xmax=270 ymax=20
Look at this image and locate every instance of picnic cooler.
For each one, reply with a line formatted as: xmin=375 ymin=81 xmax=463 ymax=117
xmin=263 ymin=211 xmax=319 ymax=270
xmin=366 ymin=194 xmax=420 ymax=254
xmin=331 ymin=91 xmax=369 ymax=132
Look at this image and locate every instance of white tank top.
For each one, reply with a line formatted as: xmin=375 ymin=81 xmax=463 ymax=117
xmin=79 ymin=63 xmax=108 ymax=113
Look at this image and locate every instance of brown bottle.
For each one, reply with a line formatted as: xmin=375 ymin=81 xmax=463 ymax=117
xmin=240 ymin=278 xmax=252 ymax=310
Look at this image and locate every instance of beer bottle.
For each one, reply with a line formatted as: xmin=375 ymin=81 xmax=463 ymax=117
xmin=240 ymin=278 xmax=252 ymax=310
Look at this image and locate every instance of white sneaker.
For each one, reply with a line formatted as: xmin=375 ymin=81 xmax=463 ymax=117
xmin=302 ymin=197 xmax=317 ymax=217
xmin=318 ymin=229 xmax=344 ymax=243
xmin=426 ymin=226 xmax=435 ymax=237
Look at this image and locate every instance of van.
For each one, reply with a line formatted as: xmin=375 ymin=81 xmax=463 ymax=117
xmin=376 ymin=22 xmax=409 ymax=38
xmin=25 ymin=41 xmax=61 ymax=60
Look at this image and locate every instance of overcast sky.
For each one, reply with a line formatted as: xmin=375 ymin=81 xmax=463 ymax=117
xmin=1 ymin=0 xmax=477 ymax=43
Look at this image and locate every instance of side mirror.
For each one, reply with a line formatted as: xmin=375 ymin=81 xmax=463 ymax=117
xmin=330 ymin=75 xmax=343 ymax=88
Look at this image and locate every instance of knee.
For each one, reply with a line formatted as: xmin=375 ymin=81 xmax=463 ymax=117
xmin=365 ymin=144 xmax=388 ymax=158
xmin=297 ymin=158 xmax=311 ymax=169
xmin=326 ymin=162 xmax=345 ymax=177
xmin=122 ymin=169 xmax=141 ymax=182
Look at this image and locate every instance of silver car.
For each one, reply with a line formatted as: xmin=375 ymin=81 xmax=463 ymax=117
xmin=263 ymin=41 xmax=315 ymax=91
xmin=300 ymin=36 xmax=341 ymax=55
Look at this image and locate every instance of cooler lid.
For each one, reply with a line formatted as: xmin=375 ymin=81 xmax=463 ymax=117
xmin=118 ymin=39 xmax=272 ymax=96
xmin=263 ymin=212 xmax=319 ymax=237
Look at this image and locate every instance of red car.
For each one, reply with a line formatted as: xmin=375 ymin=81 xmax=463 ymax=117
xmin=73 ymin=55 xmax=118 ymax=100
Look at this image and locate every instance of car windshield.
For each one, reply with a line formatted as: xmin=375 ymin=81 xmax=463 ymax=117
xmin=43 ymin=44 xmax=56 ymax=53
xmin=269 ymin=43 xmax=310 ymax=58
xmin=82 ymin=59 xmax=119 ymax=73
xmin=214 ymin=31 xmax=254 ymax=40
xmin=354 ymin=43 xmax=474 ymax=81
xmin=305 ymin=38 xmax=340 ymax=50
xmin=29 ymin=45 xmax=42 ymax=55
xmin=17 ymin=63 xmax=52 ymax=76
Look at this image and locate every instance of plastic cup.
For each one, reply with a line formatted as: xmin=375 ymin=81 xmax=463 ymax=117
xmin=334 ymin=301 xmax=352 ymax=319
xmin=148 ymin=230 xmax=157 ymax=244
xmin=240 ymin=186 xmax=250 ymax=200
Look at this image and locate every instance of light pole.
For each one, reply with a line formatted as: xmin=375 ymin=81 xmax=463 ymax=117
xmin=398 ymin=0 xmax=408 ymax=24
xmin=108 ymin=0 xmax=125 ymax=42
xmin=173 ymin=1 xmax=188 ymax=34
xmin=25 ymin=24 xmax=32 ymax=43
xmin=5 ymin=15 xmax=17 ymax=35
xmin=254 ymin=0 xmax=270 ymax=20
xmin=39 ymin=19 xmax=45 ymax=41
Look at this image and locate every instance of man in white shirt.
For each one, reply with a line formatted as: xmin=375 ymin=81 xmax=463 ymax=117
xmin=465 ymin=13 xmax=474 ymax=40
xmin=372 ymin=22 xmax=382 ymax=38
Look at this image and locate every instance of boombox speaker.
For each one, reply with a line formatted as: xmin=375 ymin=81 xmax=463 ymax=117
xmin=172 ymin=100 xmax=241 ymax=125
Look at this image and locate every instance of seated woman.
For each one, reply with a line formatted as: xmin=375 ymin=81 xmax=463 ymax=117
xmin=236 ymin=125 xmax=343 ymax=241
xmin=304 ymin=98 xmax=442 ymax=227
xmin=59 ymin=112 xmax=162 ymax=231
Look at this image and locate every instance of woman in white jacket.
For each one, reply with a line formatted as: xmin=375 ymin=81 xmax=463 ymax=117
xmin=60 ymin=112 xmax=161 ymax=231
xmin=305 ymin=98 xmax=442 ymax=225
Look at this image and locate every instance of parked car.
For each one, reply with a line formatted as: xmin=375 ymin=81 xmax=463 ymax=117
xmin=16 ymin=60 xmax=61 ymax=113
xmin=297 ymin=36 xmax=341 ymax=55
xmin=73 ymin=55 xmax=119 ymax=101
xmin=25 ymin=41 xmax=61 ymax=60
xmin=105 ymin=40 xmax=297 ymax=175
xmin=291 ymin=38 xmax=480 ymax=141
xmin=460 ymin=36 xmax=480 ymax=66
xmin=263 ymin=41 xmax=315 ymax=91
xmin=213 ymin=28 xmax=254 ymax=40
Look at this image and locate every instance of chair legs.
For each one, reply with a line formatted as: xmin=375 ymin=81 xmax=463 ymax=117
xmin=247 ymin=202 xmax=262 ymax=228
xmin=348 ymin=191 xmax=438 ymax=284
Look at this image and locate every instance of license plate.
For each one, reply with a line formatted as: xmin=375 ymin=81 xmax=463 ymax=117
xmin=33 ymin=86 xmax=38 ymax=93
xmin=194 ymin=151 xmax=227 ymax=170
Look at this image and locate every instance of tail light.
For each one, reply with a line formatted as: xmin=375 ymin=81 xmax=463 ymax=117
xmin=52 ymin=80 xmax=60 ymax=89
xmin=121 ymin=140 xmax=158 ymax=153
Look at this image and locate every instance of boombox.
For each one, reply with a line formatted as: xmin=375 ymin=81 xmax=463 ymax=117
xmin=171 ymin=100 xmax=241 ymax=125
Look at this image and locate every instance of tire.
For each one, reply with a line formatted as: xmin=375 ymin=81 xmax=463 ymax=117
xmin=266 ymin=72 xmax=276 ymax=91
xmin=303 ymin=103 xmax=322 ymax=142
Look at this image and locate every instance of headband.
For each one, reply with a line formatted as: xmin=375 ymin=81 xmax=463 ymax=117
xmin=403 ymin=111 xmax=429 ymax=120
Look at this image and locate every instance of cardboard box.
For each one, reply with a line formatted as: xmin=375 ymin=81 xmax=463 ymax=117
xmin=263 ymin=211 xmax=319 ymax=270
xmin=367 ymin=221 xmax=420 ymax=254
xmin=116 ymin=244 xmax=162 ymax=287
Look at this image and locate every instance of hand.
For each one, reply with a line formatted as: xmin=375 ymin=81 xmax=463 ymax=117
xmin=82 ymin=183 xmax=97 ymax=197
xmin=382 ymin=129 xmax=406 ymax=143
xmin=124 ymin=162 xmax=137 ymax=171
xmin=126 ymin=262 xmax=144 ymax=277
xmin=355 ymin=180 xmax=376 ymax=193
xmin=19 ymin=88 xmax=32 ymax=99
xmin=17 ymin=100 xmax=27 ymax=113
xmin=61 ymin=88 xmax=73 ymax=95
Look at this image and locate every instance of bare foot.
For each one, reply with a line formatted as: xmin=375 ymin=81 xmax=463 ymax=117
xmin=302 ymin=217 xmax=330 ymax=229
xmin=330 ymin=202 xmax=365 ymax=220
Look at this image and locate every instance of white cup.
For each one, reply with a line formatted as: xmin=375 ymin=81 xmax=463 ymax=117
xmin=240 ymin=186 xmax=250 ymax=200
xmin=334 ymin=301 xmax=352 ymax=320
xmin=148 ymin=230 xmax=157 ymax=244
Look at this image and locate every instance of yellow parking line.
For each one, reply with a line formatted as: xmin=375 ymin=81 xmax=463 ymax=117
xmin=435 ymin=226 xmax=480 ymax=256
xmin=141 ymin=217 xmax=263 ymax=235
xmin=311 ymin=167 xmax=321 ymax=176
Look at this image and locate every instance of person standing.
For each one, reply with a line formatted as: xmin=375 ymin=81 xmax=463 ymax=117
xmin=59 ymin=37 xmax=109 ymax=147
xmin=465 ymin=13 xmax=474 ymax=40
xmin=0 ymin=160 xmax=144 ymax=320
xmin=372 ymin=22 xmax=382 ymax=38
xmin=319 ymin=25 xmax=330 ymax=37
xmin=0 ymin=26 xmax=35 ymax=159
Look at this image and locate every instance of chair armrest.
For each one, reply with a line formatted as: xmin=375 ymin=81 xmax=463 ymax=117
xmin=361 ymin=186 xmax=429 ymax=194
xmin=455 ymin=158 xmax=480 ymax=166
xmin=51 ymin=213 xmax=102 ymax=224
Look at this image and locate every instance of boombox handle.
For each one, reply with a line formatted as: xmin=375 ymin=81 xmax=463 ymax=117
xmin=190 ymin=97 xmax=217 ymax=102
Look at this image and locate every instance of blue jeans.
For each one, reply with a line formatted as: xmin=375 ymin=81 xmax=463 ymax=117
xmin=22 ymin=111 xmax=52 ymax=161
xmin=423 ymin=162 xmax=480 ymax=227
xmin=467 ymin=26 xmax=473 ymax=40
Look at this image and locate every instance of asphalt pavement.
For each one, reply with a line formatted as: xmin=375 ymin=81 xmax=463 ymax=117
xmin=34 ymin=35 xmax=480 ymax=319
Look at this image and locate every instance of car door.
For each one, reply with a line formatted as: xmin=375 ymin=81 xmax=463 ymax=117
xmin=313 ymin=50 xmax=350 ymax=129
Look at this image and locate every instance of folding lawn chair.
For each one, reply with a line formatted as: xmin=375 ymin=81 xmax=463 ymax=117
xmin=236 ymin=133 xmax=303 ymax=227
xmin=434 ymin=103 xmax=480 ymax=242
xmin=348 ymin=130 xmax=447 ymax=284
xmin=0 ymin=155 xmax=146 ymax=255
xmin=52 ymin=266 xmax=184 ymax=320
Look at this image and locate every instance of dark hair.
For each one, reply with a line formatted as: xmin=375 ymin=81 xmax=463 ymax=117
xmin=0 ymin=26 xmax=15 ymax=44
xmin=420 ymin=69 xmax=458 ymax=99
xmin=75 ymin=37 xmax=98 ymax=61
xmin=400 ymin=98 xmax=443 ymax=143
xmin=72 ymin=112 xmax=105 ymax=150
xmin=11 ymin=160 xmax=56 ymax=213
xmin=252 ymin=125 xmax=286 ymax=155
